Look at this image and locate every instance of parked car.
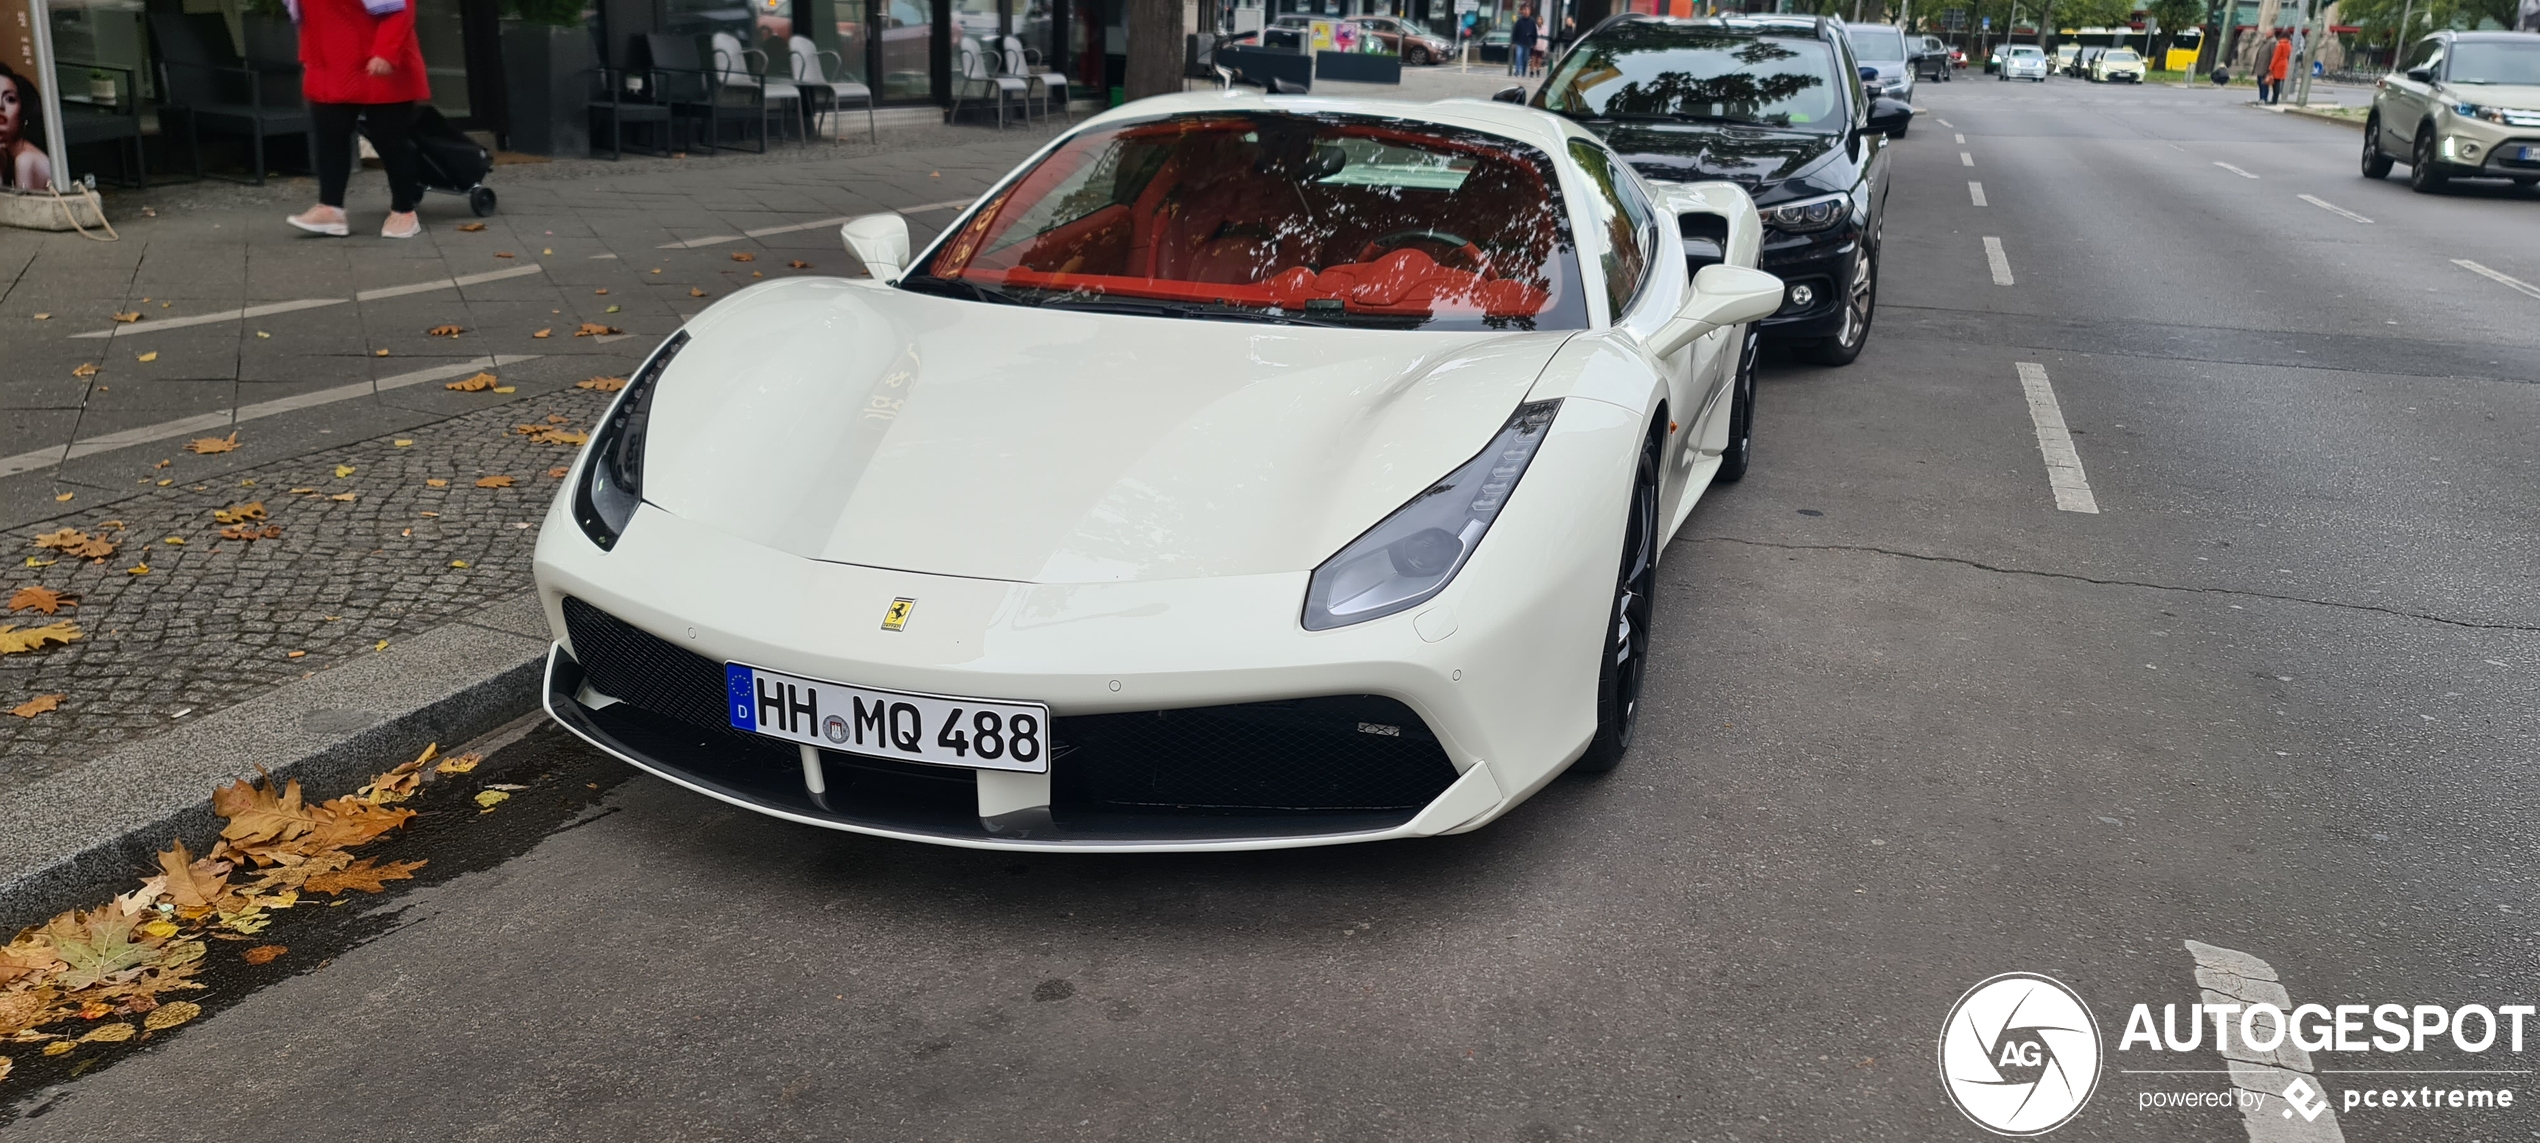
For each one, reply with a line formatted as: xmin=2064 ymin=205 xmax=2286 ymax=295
xmin=541 ymin=93 xmax=1788 ymax=851
xmin=2054 ymin=42 xmax=2080 ymax=75
xmin=2000 ymin=43 xmax=2050 ymax=81
xmin=1843 ymin=21 xmax=1916 ymax=102
xmin=1910 ymin=34 xmax=1952 ymax=82
xmin=2089 ymin=47 xmax=2145 ymax=82
xmin=1351 ymin=14 xmax=1454 ymax=64
xmin=1536 ymin=13 xmax=1903 ymax=365
xmin=1985 ymin=44 xmax=2003 ymax=73
xmin=2364 ymin=30 xmax=2540 ymax=193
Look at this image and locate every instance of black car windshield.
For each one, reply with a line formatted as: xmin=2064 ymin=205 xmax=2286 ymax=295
xmin=1538 ymin=25 xmax=1846 ymax=132
xmin=1846 ymin=25 xmax=1905 ymax=61
xmin=2449 ymin=41 xmax=2540 ymax=84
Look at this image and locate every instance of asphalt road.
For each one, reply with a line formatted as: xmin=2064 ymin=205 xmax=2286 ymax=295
xmin=8 ymin=79 xmax=2539 ymax=1142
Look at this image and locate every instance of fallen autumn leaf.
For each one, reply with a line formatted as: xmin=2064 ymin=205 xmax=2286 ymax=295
xmin=476 ymin=475 xmax=515 ymax=488
xmin=242 ymin=945 xmax=287 ymax=965
xmin=10 ymin=694 xmax=64 ymax=718
xmin=445 ymin=373 xmax=499 ymax=392
xmin=9 ymin=586 xmax=76 ymax=614
xmin=577 ymin=376 xmax=627 ymax=392
xmin=184 ymin=432 xmax=240 ymax=455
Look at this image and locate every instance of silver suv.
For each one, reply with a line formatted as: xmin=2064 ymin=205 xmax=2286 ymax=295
xmin=2364 ymin=30 xmax=2540 ymax=193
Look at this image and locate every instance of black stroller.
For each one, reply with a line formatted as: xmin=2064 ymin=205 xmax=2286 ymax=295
xmin=406 ymin=105 xmax=499 ymax=216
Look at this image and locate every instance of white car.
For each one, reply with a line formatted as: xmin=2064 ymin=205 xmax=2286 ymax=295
xmin=535 ymin=91 xmax=1783 ymax=852
xmin=2000 ymin=44 xmax=2050 ymax=81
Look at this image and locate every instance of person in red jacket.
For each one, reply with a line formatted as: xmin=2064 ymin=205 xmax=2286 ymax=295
xmin=286 ymin=0 xmax=432 ymax=239
xmin=2264 ymin=30 xmax=2292 ymax=105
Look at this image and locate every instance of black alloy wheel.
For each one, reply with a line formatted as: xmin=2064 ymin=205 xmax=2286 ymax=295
xmin=1407 ymin=45 xmax=1427 ymax=65
xmin=1716 ymin=326 xmax=1761 ymax=483
xmin=1572 ymin=420 xmax=1663 ymax=776
xmin=1799 ymin=240 xmax=1877 ymax=366
xmin=2361 ymin=115 xmax=2394 ymax=179
xmin=2411 ymin=129 xmax=2451 ymax=193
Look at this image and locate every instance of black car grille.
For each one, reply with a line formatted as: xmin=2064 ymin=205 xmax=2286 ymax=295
xmin=557 ymin=598 xmax=1459 ymax=819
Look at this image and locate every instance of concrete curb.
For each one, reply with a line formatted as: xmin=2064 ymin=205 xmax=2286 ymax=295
xmin=0 ymin=593 xmax=552 ymax=933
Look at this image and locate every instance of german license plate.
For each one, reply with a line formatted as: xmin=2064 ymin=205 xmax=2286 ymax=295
xmin=726 ymin=663 xmax=1049 ymax=773
xmin=2519 ymin=146 xmax=2540 ymax=161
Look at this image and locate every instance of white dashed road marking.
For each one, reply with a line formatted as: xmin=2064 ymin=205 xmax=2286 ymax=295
xmin=1983 ymin=236 xmax=2014 ymax=285
xmin=2214 ymin=161 xmax=2261 ymax=178
xmin=2453 ymin=259 xmax=2540 ymax=299
xmin=1954 ymin=132 xmax=1966 ymax=143
xmin=68 ymin=264 xmax=549 ymax=339
xmin=1934 ymin=117 xmax=1954 ymax=127
xmin=2175 ymin=941 xmax=2349 ymax=1142
xmin=2015 ymin=362 xmax=2097 ymax=513
xmin=1961 ymin=151 xmax=1976 ymax=166
xmin=658 ymin=197 xmax=973 ymax=248
xmin=2298 ymin=194 xmax=2373 ymax=224
xmin=1969 ymin=181 xmax=1988 ymax=206
xmin=0 ymin=356 xmax=542 ymax=479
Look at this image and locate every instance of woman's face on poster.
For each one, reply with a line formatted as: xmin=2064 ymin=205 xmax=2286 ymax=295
xmin=0 ymin=76 xmax=22 ymax=148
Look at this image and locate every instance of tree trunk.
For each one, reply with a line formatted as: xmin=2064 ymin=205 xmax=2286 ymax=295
xmin=1125 ymin=0 xmax=1186 ymax=101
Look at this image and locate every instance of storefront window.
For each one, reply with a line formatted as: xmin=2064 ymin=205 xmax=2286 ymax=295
xmin=875 ymin=0 xmax=934 ymax=99
xmin=833 ymin=0 xmax=874 ymax=84
xmin=45 ymin=0 xmax=147 ymax=109
xmin=414 ymin=0 xmax=470 ymax=118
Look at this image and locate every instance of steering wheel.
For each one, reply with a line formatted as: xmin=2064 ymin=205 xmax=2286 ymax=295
xmin=1357 ymin=228 xmax=1488 ymax=272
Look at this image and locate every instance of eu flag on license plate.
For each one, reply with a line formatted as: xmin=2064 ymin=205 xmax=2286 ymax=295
xmin=726 ymin=663 xmax=756 ymax=731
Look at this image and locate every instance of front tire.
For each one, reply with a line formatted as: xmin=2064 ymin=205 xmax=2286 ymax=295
xmin=2410 ymin=128 xmax=2451 ymax=193
xmin=1572 ymin=420 xmax=1662 ymax=776
xmin=2361 ymin=114 xmax=2394 ymax=179
xmin=1406 ymin=46 xmax=1427 ymax=65
xmin=1715 ymin=327 xmax=1760 ymax=483
xmin=1798 ymin=241 xmax=1876 ymax=366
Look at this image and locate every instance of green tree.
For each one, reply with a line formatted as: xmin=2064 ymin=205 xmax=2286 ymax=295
xmin=2336 ymin=0 xmax=2514 ymax=62
xmin=2145 ymin=0 xmax=2203 ymax=60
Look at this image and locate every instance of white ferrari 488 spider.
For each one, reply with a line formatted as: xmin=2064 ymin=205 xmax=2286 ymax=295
xmin=535 ymin=90 xmax=1783 ymax=851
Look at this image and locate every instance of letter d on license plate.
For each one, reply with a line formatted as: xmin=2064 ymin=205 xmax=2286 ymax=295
xmin=726 ymin=663 xmax=1049 ymax=773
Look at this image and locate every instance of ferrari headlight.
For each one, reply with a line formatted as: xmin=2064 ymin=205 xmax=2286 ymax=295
xmin=1759 ymin=193 xmax=1849 ymax=234
xmin=1302 ymin=399 xmax=1561 ymax=631
xmin=573 ymin=329 xmax=689 ymax=550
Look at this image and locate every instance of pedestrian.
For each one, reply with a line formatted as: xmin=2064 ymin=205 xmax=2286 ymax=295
xmin=1509 ymin=5 xmax=1536 ymax=77
xmin=1533 ymin=15 xmax=1552 ymax=75
xmin=285 ymin=0 xmax=432 ymax=239
xmin=2265 ymin=30 xmax=2292 ymax=104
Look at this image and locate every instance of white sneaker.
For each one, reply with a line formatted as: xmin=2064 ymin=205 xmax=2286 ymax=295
xmin=288 ymin=210 xmax=349 ymax=236
xmin=381 ymin=213 xmax=422 ymax=239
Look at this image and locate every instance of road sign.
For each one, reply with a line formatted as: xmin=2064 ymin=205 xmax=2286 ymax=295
xmin=1455 ymin=0 xmax=1478 ymax=11
xmin=1981 ymin=15 xmax=1991 ymax=27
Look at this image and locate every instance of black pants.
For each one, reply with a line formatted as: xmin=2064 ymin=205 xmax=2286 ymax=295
xmin=312 ymin=101 xmax=424 ymax=213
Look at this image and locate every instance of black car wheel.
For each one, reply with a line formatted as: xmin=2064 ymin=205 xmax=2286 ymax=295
xmin=1799 ymin=242 xmax=1876 ymax=366
xmin=2410 ymin=128 xmax=2451 ymax=193
xmin=2361 ymin=114 xmax=2394 ymax=179
xmin=1406 ymin=46 xmax=1427 ymax=65
xmin=1716 ymin=326 xmax=1760 ymax=483
xmin=1572 ymin=420 xmax=1662 ymax=776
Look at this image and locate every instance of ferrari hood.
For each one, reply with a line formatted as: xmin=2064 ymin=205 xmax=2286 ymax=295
xmin=637 ymin=278 xmax=1574 ymax=584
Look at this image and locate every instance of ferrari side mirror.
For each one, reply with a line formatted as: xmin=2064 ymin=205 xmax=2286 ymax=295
xmin=1649 ymin=264 xmax=1783 ymax=358
xmin=841 ymin=213 xmax=913 ymax=283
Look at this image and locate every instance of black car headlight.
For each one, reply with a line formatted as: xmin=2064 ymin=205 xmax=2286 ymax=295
xmin=1759 ymin=193 xmax=1849 ymax=234
xmin=1302 ymin=399 xmax=1561 ymax=631
xmin=573 ymin=329 xmax=689 ymax=550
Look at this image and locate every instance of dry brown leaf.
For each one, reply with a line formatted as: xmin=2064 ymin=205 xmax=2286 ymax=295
xmin=789 ymin=260 xmax=812 ymax=269
xmin=218 ymin=524 xmax=283 ymax=542
xmin=495 ymin=251 xmax=516 ymax=258
xmin=457 ymin=221 xmax=487 ymax=231
xmin=427 ymin=324 xmax=464 ymax=337
xmin=9 ymin=586 xmax=76 ymax=614
xmin=434 ymin=752 xmax=480 ymax=775
xmin=730 ymin=251 xmax=756 ymax=262
xmin=594 ymin=288 xmax=609 ymax=295
xmin=142 ymin=1000 xmax=201 ymax=1031
xmin=531 ymin=328 xmax=552 ymax=339
xmin=327 ymin=492 xmax=357 ymax=503
xmin=242 ymin=945 xmax=287 ymax=965
xmin=573 ymin=322 xmax=620 ymax=337
xmin=72 ymin=363 xmax=99 ymax=378
xmin=155 ymin=840 xmax=231 ymax=909
xmin=213 ymin=774 xmax=325 ymax=851
xmin=546 ymin=466 xmax=570 ymax=479
xmin=33 ymin=529 xmax=117 ymax=560
xmin=211 ymin=502 xmax=266 ymax=524
xmin=184 ymin=432 xmax=241 ymax=455
xmin=445 ymin=372 xmax=499 ymax=392
xmin=357 ymin=755 xmax=426 ymax=805
xmin=111 ymin=312 xmax=140 ymax=323
xmin=688 ymin=287 xmax=707 ymax=297
xmin=10 ymin=694 xmax=63 ymax=718
xmin=0 ymin=622 xmax=82 ymax=655
xmin=136 ymin=351 xmax=159 ymax=363
xmin=302 ymin=858 xmax=426 ymax=896
xmin=425 ymin=479 xmax=449 ymax=488
xmin=577 ymin=376 xmax=627 ymax=392
xmin=475 ymin=475 xmax=515 ymax=489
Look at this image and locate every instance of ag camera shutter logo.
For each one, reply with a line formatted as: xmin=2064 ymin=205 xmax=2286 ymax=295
xmin=1939 ymin=972 xmax=2103 ymax=1135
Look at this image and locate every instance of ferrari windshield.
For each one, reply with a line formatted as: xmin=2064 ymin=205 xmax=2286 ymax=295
xmin=1538 ymin=25 xmax=1845 ymax=131
xmin=913 ymin=112 xmax=1587 ymax=331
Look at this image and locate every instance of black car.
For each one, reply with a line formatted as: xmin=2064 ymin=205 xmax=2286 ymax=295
xmin=1532 ymin=14 xmax=1908 ymax=364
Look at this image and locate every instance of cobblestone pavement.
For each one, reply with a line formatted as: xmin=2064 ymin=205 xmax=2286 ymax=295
xmin=0 ymin=121 xmax=1056 ymax=793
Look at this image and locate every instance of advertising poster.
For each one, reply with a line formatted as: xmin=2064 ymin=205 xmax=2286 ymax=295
xmin=1 ymin=0 xmax=63 ymax=191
